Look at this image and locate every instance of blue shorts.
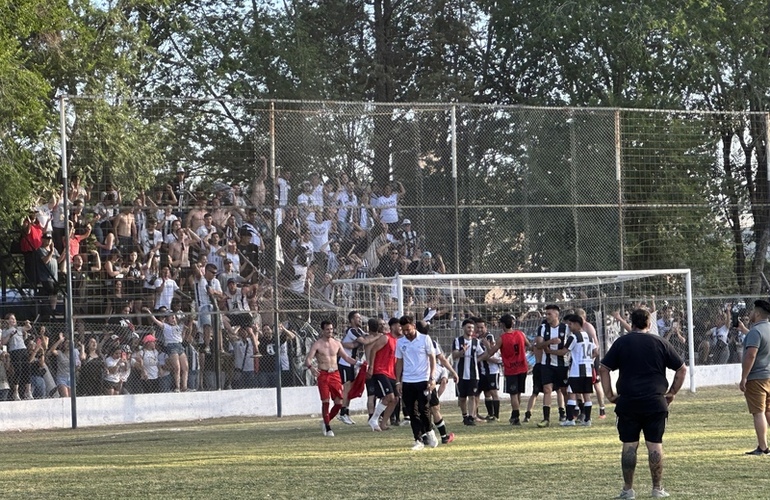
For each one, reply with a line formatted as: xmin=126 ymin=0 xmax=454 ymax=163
xmin=165 ymin=342 xmax=185 ymax=356
xmin=55 ymin=375 xmax=71 ymax=388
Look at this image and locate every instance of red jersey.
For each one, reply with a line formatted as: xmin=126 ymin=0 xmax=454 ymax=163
xmin=372 ymin=333 xmax=396 ymax=379
xmin=499 ymin=329 xmax=528 ymax=376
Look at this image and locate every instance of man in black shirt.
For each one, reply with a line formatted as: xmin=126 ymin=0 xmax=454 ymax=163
xmin=599 ymin=309 xmax=686 ymax=500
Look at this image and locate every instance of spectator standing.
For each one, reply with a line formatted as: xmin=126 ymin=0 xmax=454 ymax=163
xmin=376 ymin=181 xmax=405 ymax=226
xmin=599 ymin=309 xmax=686 ymax=499
xmin=1 ymin=314 xmax=33 ymax=400
xmin=739 ymin=299 xmax=770 ymax=455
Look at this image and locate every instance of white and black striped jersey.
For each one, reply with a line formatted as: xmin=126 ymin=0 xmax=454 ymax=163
xmin=432 ymin=340 xmax=448 ymax=382
xmin=224 ymin=288 xmax=249 ymax=312
xmin=194 ymin=277 xmax=221 ymax=309
xmin=479 ymin=335 xmax=501 ymax=375
xmin=339 ymin=326 xmax=366 ymax=367
xmin=538 ymin=322 xmax=569 ymax=368
xmin=452 ymin=336 xmax=485 ymax=381
xmin=564 ymin=330 xmax=595 ymax=378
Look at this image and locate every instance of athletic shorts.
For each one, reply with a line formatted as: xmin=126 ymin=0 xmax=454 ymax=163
xmin=429 ymin=388 xmax=440 ymax=407
xmin=744 ymin=378 xmax=770 ymax=414
xmin=504 ymin=373 xmax=527 ymax=395
xmin=456 ymin=379 xmax=479 ymax=398
xmin=478 ymin=373 xmax=499 ymax=392
xmin=198 ymin=304 xmax=214 ymax=328
xmin=317 ymin=370 xmax=343 ymax=402
xmin=366 ymin=377 xmax=377 ymax=397
xmin=567 ymin=376 xmax=594 ymax=395
xmin=541 ymin=365 xmax=569 ymax=389
xmin=531 ymin=364 xmax=543 ymax=394
xmin=338 ymin=364 xmax=355 ymax=384
xmin=372 ymin=374 xmax=396 ymax=399
xmin=616 ymin=411 xmax=668 ymax=444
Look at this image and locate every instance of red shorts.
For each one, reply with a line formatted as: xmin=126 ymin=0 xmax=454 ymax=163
xmin=317 ymin=370 xmax=343 ymax=402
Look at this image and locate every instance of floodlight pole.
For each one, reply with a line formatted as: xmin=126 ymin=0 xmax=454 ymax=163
xmin=685 ymin=270 xmax=696 ymax=393
xmin=60 ymin=95 xmax=77 ymax=429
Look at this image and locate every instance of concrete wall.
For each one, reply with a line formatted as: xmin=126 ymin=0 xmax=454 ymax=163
xmin=0 ymin=364 xmax=741 ymax=432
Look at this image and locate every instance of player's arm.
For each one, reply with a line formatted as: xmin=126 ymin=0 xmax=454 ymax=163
xmin=394 ymin=357 xmax=403 ymax=397
xmin=337 ymin=342 xmax=357 ymax=366
xmin=427 ymin=351 xmax=436 ymax=390
xmin=304 ymin=341 xmax=319 ymax=370
xmin=437 ymin=352 xmax=458 ymax=382
xmin=478 ymin=338 xmax=500 ymax=360
xmin=451 ymin=339 xmax=466 ymax=359
xmin=740 ymin=345 xmax=758 ymax=392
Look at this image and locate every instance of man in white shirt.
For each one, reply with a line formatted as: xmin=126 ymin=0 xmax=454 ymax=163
xmin=395 ymin=315 xmax=438 ymax=450
xmin=335 ymin=182 xmax=358 ymax=238
xmin=192 ymin=262 xmax=224 ymax=354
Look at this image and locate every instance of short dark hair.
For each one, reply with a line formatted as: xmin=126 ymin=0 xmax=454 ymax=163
xmin=367 ymin=318 xmax=379 ymax=333
xmin=499 ymin=314 xmax=515 ymax=329
xmin=415 ymin=320 xmax=429 ymax=334
xmin=472 ymin=316 xmax=486 ymax=325
xmin=348 ymin=311 xmax=359 ymax=322
xmin=461 ymin=318 xmax=475 ymax=327
xmin=563 ymin=314 xmax=583 ymax=326
xmin=320 ymin=319 xmax=334 ymax=330
xmin=544 ymin=304 xmax=560 ymax=312
xmin=399 ymin=315 xmax=415 ymax=326
xmin=388 ymin=317 xmax=400 ymax=327
xmin=754 ymin=300 xmax=770 ymax=316
xmin=630 ymin=309 xmax=651 ymax=330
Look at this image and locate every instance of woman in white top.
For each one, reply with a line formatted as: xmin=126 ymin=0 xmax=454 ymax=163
xmin=104 ymin=345 xmax=130 ymax=395
xmin=134 ymin=334 xmax=163 ymax=393
xmin=48 ymin=332 xmax=81 ymax=397
xmin=144 ymin=307 xmax=189 ymax=392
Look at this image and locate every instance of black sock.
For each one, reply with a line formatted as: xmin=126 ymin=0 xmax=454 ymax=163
xmin=341 ymin=407 xmax=348 ymax=416
xmin=493 ymin=400 xmax=500 ymax=418
xmin=584 ymin=404 xmax=592 ymax=421
xmin=543 ymin=406 xmax=551 ymax=421
xmin=485 ymin=399 xmax=493 ymax=416
xmin=559 ymin=407 xmax=566 ymax=418
xmin=525 ymin=410 xmax=532 ymax=419
xmin=566 ymin=403 xmax=576 ymax=421
xmin=512 ymin=410 xmax=520 ymax=421
xmin=435 ymin=419 xmax=447 ymax=438
xmin=369 ymin=413 xmax=373 ymax=420
xmin=578 ymin=400 xmax=585 ymax=416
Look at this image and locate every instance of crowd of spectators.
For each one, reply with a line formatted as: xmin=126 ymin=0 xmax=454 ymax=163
xmin=8 ymin=163 xmax=451 ymax=398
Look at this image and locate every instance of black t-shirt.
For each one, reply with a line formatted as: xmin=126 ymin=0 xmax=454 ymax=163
xmin=600 ymin=331 xmax=684 ymax=414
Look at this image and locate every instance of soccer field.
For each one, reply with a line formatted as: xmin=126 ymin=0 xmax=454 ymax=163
xmin=0 ymin=385 xmax=762 ymax=499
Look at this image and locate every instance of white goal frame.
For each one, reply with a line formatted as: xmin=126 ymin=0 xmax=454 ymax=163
xmin=338 ymin=268 xmax=695 ymax=392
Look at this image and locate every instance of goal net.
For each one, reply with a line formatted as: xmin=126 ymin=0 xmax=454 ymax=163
xmin=333 ymin=269 xmax=695 ymax=390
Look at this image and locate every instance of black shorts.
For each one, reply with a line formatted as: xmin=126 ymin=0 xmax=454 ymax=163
xmin=456 ymin=379 xmax=479 ymax=398
xmin=478 ymin=373 xmax=499 ymax=392
xmin=338 ymin=364 xmax=355 ymax=384
xmin=372 ymin=374 xmax=396 ymax=399
xmin=567 ymin=376 xmax=594 ymax=395
xmin=616 ymin=411 xmax=668 ymax=444
xmin=541 ymin=365 xmax=569 ymax=389
xmin=40 ymin=280 xmax=57 ymax=296
xmin=531 ymin=364 xmax=543 ymax=394
xmin=504 ymin=373 xmax=527 ymax=395
xmin=429 ymin=388 xmax=440 ymax=407
xmin=366 ymin=378 xmax=377 ymax=397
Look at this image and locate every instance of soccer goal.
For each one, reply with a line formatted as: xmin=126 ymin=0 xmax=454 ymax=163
xmin=333 ymin=269 xmax=695 ymax=391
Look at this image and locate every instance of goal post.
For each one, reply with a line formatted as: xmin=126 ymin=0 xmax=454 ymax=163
xmin=334 ymin=268 xmax=696 ymax=392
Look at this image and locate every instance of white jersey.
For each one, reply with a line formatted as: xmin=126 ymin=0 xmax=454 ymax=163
xmin=564 ymin=330 xmax=595 ymax=378
xmin=396 ymin=333 xmax=435 ymax=383
xmin=194 ymin=276 xmax=222 ymax=309
xmin=339 ymin=326 xmax=365 ymax=367
xmin=432 ymin=340 xmax=448 ymax=382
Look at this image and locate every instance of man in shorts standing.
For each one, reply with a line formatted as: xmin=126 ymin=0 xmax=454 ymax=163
xmin=599 ymin=309 xmax=686 ymax=499
xmin=305 ymin=320 xmax=357 ymax=437
xmin=452 ymin=319 xmax=485 ymax=426
xmin=739 ymin=299 xmax=770 ymax=455
xmin=367 ymin=317 xmax=399 ymax=431
xmin=534 ymin=304 xmax=569 ymax=427
xmin=481 ymin=314 xmax=529 ymax=425
xmin=559 ymin=314 xmax=596 ymax=427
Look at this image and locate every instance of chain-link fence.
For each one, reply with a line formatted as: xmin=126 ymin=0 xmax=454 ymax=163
xmin=0 ymin=98 xmax=767 ymax=410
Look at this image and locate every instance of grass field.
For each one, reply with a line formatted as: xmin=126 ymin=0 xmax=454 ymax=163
xmin=0 ymin=385 xmax=764 ymax=499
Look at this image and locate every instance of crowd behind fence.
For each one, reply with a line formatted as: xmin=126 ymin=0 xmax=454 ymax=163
xmin=0 ymin=98 xmax=765 ymax=409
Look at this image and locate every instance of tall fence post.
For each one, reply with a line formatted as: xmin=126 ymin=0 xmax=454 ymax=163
xmin=451 ymin=105 xmax=460 ymax=274
xmin=615 ymin=109 xmax=624 ymax=272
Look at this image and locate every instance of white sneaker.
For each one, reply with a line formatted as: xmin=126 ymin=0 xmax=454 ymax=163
xmin=321 ymin=420 xmax=328 ymax=437
xmin=614 ymin=488 xmax=635 ymax=499
xmin=560 ymin=419 xmax=576 ymax=427
xmin=12 ymin=393 xmax=20 ymax=401
xmin=411 ymin=439 xmax=425 ymax=450
xmin=425 ymin=430 xmax=438 ymax=448
xmin=368 ymin=417 xmax=382 ymax=432
xmin=400 ymin=417 xmax=412 ymax=426
xmin=580 ymin=419 xmax=592 ymax=427
xmin=326 ymin=430 xmax=335 ymax=437
xmin=341 ymin=414 xmax=355 ymax=425
xmin=651 ymin=488 xmax=670 ymax=498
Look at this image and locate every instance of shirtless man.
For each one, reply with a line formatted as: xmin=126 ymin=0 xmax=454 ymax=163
xmin=250 ymin=156 xmax=268 ymax=208
xmin=185 ymin=192 xmax=208 ymax=232
xmin=113 ymin=205 xmax=137 ymax=254
xmin=305 ymin=320 xmax=357 ymax=437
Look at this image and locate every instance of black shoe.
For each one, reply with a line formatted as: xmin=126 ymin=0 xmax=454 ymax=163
xmin=745 ymin=447 xmax=770 ymax=455
xmin=510 ymin=418 xmax=521 ymax=426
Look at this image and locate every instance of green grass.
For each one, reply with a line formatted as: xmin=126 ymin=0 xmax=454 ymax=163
xmin=0 ymin=386 xmax=764 ymax=499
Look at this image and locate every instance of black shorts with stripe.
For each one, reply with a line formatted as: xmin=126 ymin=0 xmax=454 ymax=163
xmin=456 ymin=379 xmax=479 ymax=398
xmin=567 ymin=376 xmax=594 ymax=395
xmin=372 ymin=374 xmax=396 ymax=399
xmin=478 ymin=373 xmax=499 ymax=392
xmin=540 ymin=365 xmax=568 ymax=389
xmin=338 ymin=364 xmax=355 ymax=384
